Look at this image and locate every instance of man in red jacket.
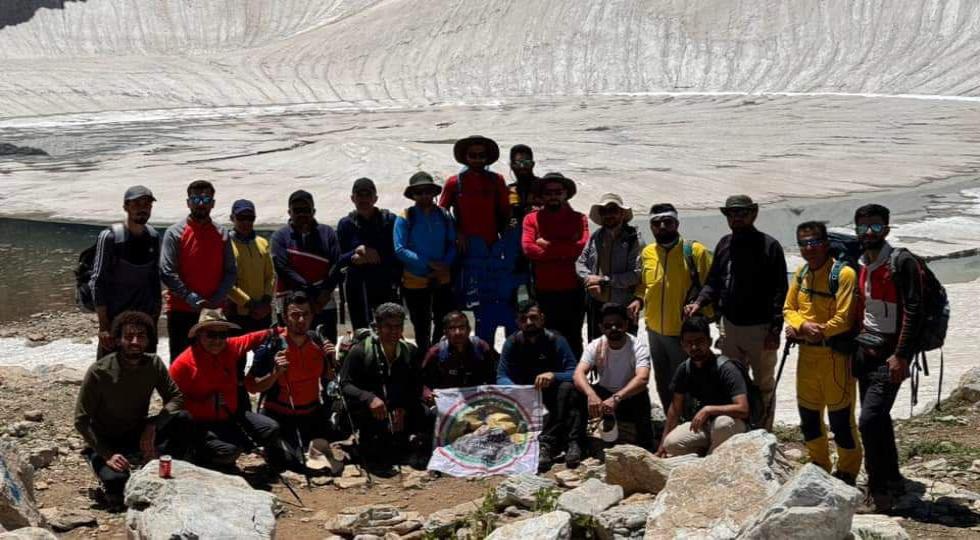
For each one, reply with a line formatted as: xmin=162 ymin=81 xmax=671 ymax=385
xmin=522 ymin=173 xmax=590 ymax=358
xmin=169 ymin=309 xmax=289 ymax=470
xmin=439 ymin=135 xmax=510 ymax=252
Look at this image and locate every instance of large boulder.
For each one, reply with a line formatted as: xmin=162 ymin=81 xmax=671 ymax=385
xmin=738 ymin=464 xmax=861 ymax=539
xmin=486 ymin=511 xmax=571 ymax=540
xmin=124 ymin=459 xmax=277 ymax=539
xmin=850 ymin=514 xmax=910 ymax=540
xmin=0 ymin=528 xmax=57 ymax=540
xmin=949 ymin=367 xmax=980 ymax=403
xmin=0 ymin=443 xmax=45 ymax=530
xmin=604 ymin=445 xmax=699 ymax=495
xmin=494 ymin=475 xmax=557 ymax=509
xmin=644 ymin=430 xmax=793 ymax=539
xmin=557 ymin=478 xmax=623 ymax=518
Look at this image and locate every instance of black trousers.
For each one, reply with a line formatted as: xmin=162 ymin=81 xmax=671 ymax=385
xmin=346 ymin=278 xmax=398 ymax=332
xmin=402 ymin=285 xmax=455 ymax=357
xmin=591 ymin=384 xmax=654 ymax=450
xmin=194 ymin=411 xmax=288 ymax=470
xmin=536 ymin=289 xmax=586 ymax=360
xmin=85 ymin=411 xmax=194 ymax=495
xmin=166 ymin=310 xmax=200 ymax=361
xmin=540 ymin=381 xmax=585 ymax=451
xmin=262 ymin=406 xmax=337 ymax=455
xmin=857 ymin=351 xmax=904 ymax=493
xmin=347 ymin=400 xmax=431 ymax=466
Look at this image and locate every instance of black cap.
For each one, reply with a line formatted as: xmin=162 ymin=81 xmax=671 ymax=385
xmin=351 ymin=177 xmax=377 ymax=195
xmin=288 ymin=190 xmax=314 ymax=207
xmin=231 ymin=199 xmax=255 ymax=216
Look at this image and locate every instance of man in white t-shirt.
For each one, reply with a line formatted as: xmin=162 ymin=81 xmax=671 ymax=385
xmin=573 ymin=302 xmax=654 ymax=449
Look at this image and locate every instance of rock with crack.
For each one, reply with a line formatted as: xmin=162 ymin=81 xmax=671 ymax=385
xmin=326 ymin=504 xmax=421 ymax=537
xmin=595 ymin=499 xmax=654 ymax=540
xmin=738 ymin=463 xmax=861 ymax=539
xmin=486 ymin=510 xmax=572 ymax=540
xmin=423 ymin=498 xmax=483 ymax=536
xmin=38 ymin=508 xmax=96 ymax=532
xmin=124 ymin=459 xmax=277 ymax=539
xmin=0 ymin=442 xmax=46 ymax=530
xmin=557 ymin=478 xmax=623 ymax=519
xmin=643 ymin=430 xmax=793 ymax=539
xmin=850 ymin=514 xmax=910 ymax=540
xmin=0 ymin=528 xmax=57 ymax=539
xmin=605 ymin=445 xmax=699 ymax=496
xmin=494 ymin=474 xmax=557 ymax=509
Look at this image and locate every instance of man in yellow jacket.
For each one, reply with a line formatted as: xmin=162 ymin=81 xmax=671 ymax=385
xmin=784 ymin=221 xmax=862 ymax=485
xmin=227 ymin=199 xmax=275 ymax=331
xmin=628 ymin=203 xmax=713 ymax=412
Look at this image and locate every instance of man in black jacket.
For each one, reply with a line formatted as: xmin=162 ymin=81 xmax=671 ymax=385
xmin=339 ymin=303 xmax=426 ymax=474
xmin=684 ymin=195 xmax=786 ymax=430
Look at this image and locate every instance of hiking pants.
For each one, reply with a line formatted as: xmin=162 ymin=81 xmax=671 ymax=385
xmin=540 ymin=381 xmax=585 ymax=451
xmin=590 ymin=384 xmax=654 ymax=450
xmin=856 ymin=346 xmax=904 ymax=494
xmin=262 ymin=406 xmax=336 ymax=453
xmin=646 ymin=330 xmax=686 ymax=414
xmin=662 ymin=415 xmax=746 ymax=456
xmin=796 ymin=345 xmax=862 ymax=477
xmin=347 ymin=400 xmax=431 ymax=467
xmin=85 ymin=411 xmax=193 ymax=495
xmin=718 ymin=318 xmax=777 ymax=430
xmin=346 ymin=278 xmax=397 ymax=332
xmin=536 ymin=289 xmax=586 ymax=360
xmin=195 ymin=411 xmax=286 ymax=470
xmin=403 ymin=284 xmax=455 ymax=357
xmin=475 ymin=300 xmax=518 ymax=345
xmin=166 ymin=310 xmax=200 ymax=361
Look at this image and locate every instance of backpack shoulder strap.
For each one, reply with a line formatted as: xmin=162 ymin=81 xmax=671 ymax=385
xmin=144 ymin=224 xmax=159 ymax=239
xmin=795 ymin=263 xmax=810 ymax=285
xmin=111 ymin=223 xmax=126 ymax=244
xmin=682 ymin=240 xmax=701 ymax=289
xmin=437 ymin=338 xmax=451 ymax=362
xmin=828 ymin=259 xmax=846 ymax=297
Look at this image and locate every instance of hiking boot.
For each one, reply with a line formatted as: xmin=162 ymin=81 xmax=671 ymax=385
xmin=856 ymin=490 xmax=895 ymax=515
xmin=538 ymin=443 xmax=554 ymax=473
xmin=832 ymin=471 xmax=856 ymax=487
xmin=565 ymin=441 xmax=583 ymax=469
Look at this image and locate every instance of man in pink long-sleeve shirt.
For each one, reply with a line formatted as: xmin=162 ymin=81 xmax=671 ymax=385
xmin=522 ymin=172 xmax=590 ymax=358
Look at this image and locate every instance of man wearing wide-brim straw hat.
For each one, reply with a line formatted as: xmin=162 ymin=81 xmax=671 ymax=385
xmin=683 ymin=194 xmax=787 ymax=431
xmin=576 ymin=193 xmax=644 ymax=341
xmin=169 ymin=309 xmax=295 ymax=471
xmin=440 ymin=135 xmax=510 ymax=251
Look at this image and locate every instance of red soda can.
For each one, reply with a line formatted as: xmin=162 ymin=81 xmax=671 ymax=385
xmin=159 ymin=455 xmax=172 ymax=478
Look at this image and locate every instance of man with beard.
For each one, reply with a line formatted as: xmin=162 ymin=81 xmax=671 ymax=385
xmin=89 ymin=186 xmax=162 ymax=359
xmin=683 ymin=195 xmax=786 ymax=430
xmin=522 ymin=173 xmax=590 ymax=359
xmin=75 ymin=311 xmax=192 ymax=507
xmin=852 ymin=204 xmax=924 ymax=512
xmin=507 ymin=144 xmax=541 ymax=228
xmin=226 ymin=199 xmax=275 ymax=334
xmin=576 ymin=193 xmax=644 ymax=341
xmin=573 ymin=303 xmax=653 ymax=450
xmin=420 ymin=311 xmax=498 ymax=396
xmin=656 ymin=316 xmax=749 ymax=457
xmin=271 ymin=190 xmax=342 ymax=342
xmin=497 ymin=301 xmax=582 ymax=470
xmin=440 ymin=135 xmax=510 ymax=254
xmin=629 ymin=203 xmax=713 ymax=412
xmin=784 ymin=221 xmax=862 ymax=486
xmin=161 ymin=180 xmax=237 ymax=360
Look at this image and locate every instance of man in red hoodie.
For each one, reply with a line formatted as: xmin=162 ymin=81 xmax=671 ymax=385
xmin=522 ymin=173 xmax=590 ymax=358
xmin=439 ymin=135 xmax=510 ymax=253
xmin=161 ymin=180 xmax=237 ymax=360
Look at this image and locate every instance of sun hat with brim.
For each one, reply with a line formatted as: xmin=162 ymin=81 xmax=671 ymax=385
xmin=187 ymin=309 xmax=241 ymax=339
xmin=589 ymin=193 xmax=633 ymax=225
xmin=539 ymin=172 xmax=577 ymax=200
xmin=403 ymin=171 xmax=443 ymax=199
xmin=453 ymin=135 xmax=500 ymax=166
xmin=306 ymin=438 xmax=346 ymax=475
xmin=719 ymin=194 xmax=759 ymax=212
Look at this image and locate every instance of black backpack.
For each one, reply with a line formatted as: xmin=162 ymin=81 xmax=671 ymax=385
xmin=74 ymin=224 xmax=160 ymax=312
xmin=889 ymin=248 xmax=949 ymax=353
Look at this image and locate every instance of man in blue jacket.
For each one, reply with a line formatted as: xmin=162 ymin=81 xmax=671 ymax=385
xmin=497 ymin=300 xmax=583 ymax=470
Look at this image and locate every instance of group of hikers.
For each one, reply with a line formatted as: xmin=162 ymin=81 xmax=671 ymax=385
xmin=75 ymin=134 xmax=939 ymax=514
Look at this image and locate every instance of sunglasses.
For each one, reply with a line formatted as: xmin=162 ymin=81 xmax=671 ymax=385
xmin=856 ymin=223 xmax=886 ymax=235
xmin=601 ymin=322 xmax=624 ymax=330
xmin=599 ymin=206 xmax=622 ymax=215
xmin=203 ymin=330 xmax=228 ymax=339
xmin=512 ymin=159 xmax=534 ymax=167
xmin=291 ymin=206 xmax=313 ymax=215
xmin=723 ymin=208 xmax=752 ymax=218
xmin=650 ymin=219 xmax=676 ymax=228
xmin=466 ymin=151 xmax=488 ymax=160
xmin=188 ymin=195 xmax=214 ymax=205
xmin=797 ymin=238 xmax=826 ymax=248
xmin=234 ymin=214 xmax=256 ymax=222
xmin=412 ymin=188 xmax=440 ymax=196
xmin=542 ymin=188 xmax=566 ymax=196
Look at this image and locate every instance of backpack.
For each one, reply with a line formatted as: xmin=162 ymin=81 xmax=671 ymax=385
xmin=404 ymin=205 xmax=454 ymax=238
xmin=827 ymin=232 xmax=863 ymax=269
xmin=685 ymin=356 xmax=765 ymax=429
xmin=888 ymin=248 xmax=949 ymax=353
xmin=793 ymin=258 xmax=859 ymax=354
xmin=74 ymin=223 xmax=158 ymax=312
xmin=681 ymin=240 xmax=717 ymax=321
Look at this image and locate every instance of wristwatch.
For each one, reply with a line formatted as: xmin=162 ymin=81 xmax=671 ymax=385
xmin=612 ymin=394 xmax=622 ymax=403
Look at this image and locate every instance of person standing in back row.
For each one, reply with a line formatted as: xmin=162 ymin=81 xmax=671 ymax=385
xmin=684 ymin=195 xmax=786 ymax=430
xmin=160 ymin=180 xmax=237 ymax=361
xmin=226 ymin=199 xmax=275 ymax=333
xmin=522 ymin=173 xmax=590 ymax=359
xmin=90 ymin=185 xmax=162 ymax=359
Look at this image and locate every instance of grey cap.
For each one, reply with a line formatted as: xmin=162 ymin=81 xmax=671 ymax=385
xmin=123 ymin=185 xmax=156 ymax=202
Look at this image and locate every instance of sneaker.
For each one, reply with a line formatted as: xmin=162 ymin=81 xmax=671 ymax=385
xmin=565 ymin=441 xmax=582 ymax=469
xmin=538 ymin=443 xmax=554 ymax=473
xmin=832 ymin=471 xmax=856 ymax=487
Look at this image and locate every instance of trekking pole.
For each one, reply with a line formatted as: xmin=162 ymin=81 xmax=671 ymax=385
xmin=769 ymin=340 xmax=795 ymax=420
xmin=282 ymin=377 xmax=313 ymax=489
xmin=337 ymin=390 xmax=374 ymax=486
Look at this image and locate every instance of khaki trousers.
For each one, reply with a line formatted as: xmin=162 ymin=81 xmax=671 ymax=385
xmin=718 ymin=318 xmax=778 ymax=430
xmin=662 ymin=415 xmax=746 ymax=456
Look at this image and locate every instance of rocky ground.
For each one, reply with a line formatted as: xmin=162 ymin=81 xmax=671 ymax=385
xmin=1 ymin=315 xmax=980 ymax=538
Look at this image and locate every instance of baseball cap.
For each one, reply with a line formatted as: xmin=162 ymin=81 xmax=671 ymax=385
xmin=231 ymin=199 xmax=255 ymax=216
xmin=123 ymin=185 xmax=156 ymax=202
xmin=351 ymin=177 xmax=377 ymax=194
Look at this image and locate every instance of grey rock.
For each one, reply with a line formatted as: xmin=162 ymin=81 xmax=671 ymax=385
xmin=0 ymin=442 xmax=45 ymax=530
xmin=124 ymin=459 xmax=277 ymax=539
xmin=4 ymin=423 xmax=32 ymax=439
xmin=494 ymin=474 xmax=557 ymax=509
xmin=424 ymin=498 xmax=483 ymax=536
xmin=26 ymin=446 xmax=57 ymax=470
xmin=644 ymin=430 xmax=793 ymax=540
xmin=739 ymin=464 xmax=861 ymax=539
xmin=0 ymin=528 xmax=57 ymax=540
xmin=850 ymin=514 xmax=910 ymax=540
xmin=486 ymin=511 xmax=572 ymax=540
xmin=327 ymin=504 xmax=421 ymax=537
xmin=557 ymin=478 xmax=623 ymax=518
xmin=20 ymin=413 xmax=42 ymax=424
xmin=39 ymin=507 xmax=97 ymax=532
xmin=950 ymin=367 xmax=980 ymax=403
xmin=605 ymin=445 xmax=699 ymax=495
xmin=595 ymin=502 xmax=653 ymax=540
